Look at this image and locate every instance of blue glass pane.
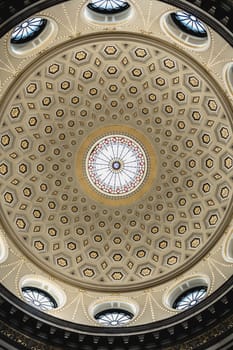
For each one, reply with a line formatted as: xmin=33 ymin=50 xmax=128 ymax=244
xmin=172 ymin=11 xmax=207 ymax=37
xmin=173 ymin=287 xmax=207 ymax=311
xmin=88 ymin=0 xmax=130 ymax=14
xmin=11 ymin=17 xmax=47 ymax=44
xmin=22 ymin=287 xmax=57 ymax=311
xmin=95 ymin=308 xmax=133 ymax=326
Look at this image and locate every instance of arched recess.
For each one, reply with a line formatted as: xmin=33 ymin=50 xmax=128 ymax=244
xmin=19 ymin=275 xmax=66 ymax=311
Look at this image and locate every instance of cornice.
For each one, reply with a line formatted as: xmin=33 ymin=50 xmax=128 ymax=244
xmin=0 ymin=275 xmax=233 ymax=349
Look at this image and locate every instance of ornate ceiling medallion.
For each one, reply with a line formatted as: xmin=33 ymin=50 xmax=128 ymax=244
xmin=76 ymin=125 xmax=156 ymax=207
xmin=86 ymin=134 xmax=147 ymax=196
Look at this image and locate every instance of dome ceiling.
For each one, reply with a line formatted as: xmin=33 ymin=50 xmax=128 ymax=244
xmin=0 ymin=33 xmax=232 ymax=291
xmin=0 ymin=0 xmax=232 ymax=328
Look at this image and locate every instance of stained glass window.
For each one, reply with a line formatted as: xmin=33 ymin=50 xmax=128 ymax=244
xmin=22 ymin=287 xmax=57 ymax=311
xmin=173 ymin=287 xmax=207 ymax=311
xmin=171 ymin=11 xmax=207 ymax=37
xmin=87 ymin=0 xmax=130 ymax=14
xmin=95 ymin=309 xmax=133 ymax=326
xmin=86 ymin=135 xmax=147 ymax=196
xmin=11 ymin=17 xmax=47 ymax=44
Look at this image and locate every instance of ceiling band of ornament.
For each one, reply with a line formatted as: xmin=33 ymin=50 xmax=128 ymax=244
xmin=1 ymin=278 xmax=233 ymax=347
xmin=0 ymin=0 xmax=232 ymax=46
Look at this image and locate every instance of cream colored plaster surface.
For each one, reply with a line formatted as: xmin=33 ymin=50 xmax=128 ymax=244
xmin=0 ymin=0 xmax=232 ymax=327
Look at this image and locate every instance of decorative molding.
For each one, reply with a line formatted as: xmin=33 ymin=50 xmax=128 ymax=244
xmin=0 ymin=276 xmax=233 ymax=349
xmin=0 ymin=0 xmax=232 ymax=349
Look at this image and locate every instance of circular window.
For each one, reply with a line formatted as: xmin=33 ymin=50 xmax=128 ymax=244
xmin=91 ymin=300 xmax=138 ymax=326
xmin=86 ymin=134 xmax=147 ymax=196
xmin=171 ymin=12 xmax=207 ymax=38
xmin=173 ymin=286 xmax=207 ymax=310
xmin=161 ymin=11 xmax=209 ymax=50
xmin=164 ymin=276 xmax=209 ymax=311
xmin=9 ymin=16 xmax=58 ymax=57
xmin=95 ymin=308 xmax=133 ymax=326
xmin=87 ymin=0 xmax=130 ymax=14
xmin=22 ymin=287 xmax=58 ymax=311
xmin=10 ymin=17 xmax=47 ymax=44
xmin=20 ymin=275 xmax=66 ymax=311
xmin=85 ymin=0 xmax=131 ymax=23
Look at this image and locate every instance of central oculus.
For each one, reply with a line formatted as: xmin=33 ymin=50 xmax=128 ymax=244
xmin=86 ymin=135 xmax=147 ymax=196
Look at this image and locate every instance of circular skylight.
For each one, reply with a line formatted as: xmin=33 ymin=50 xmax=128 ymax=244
xmin=86 ymin=135 xmax=147 ymax=196
xmin=87 ymin=0 xmax=130 ymax=14
xmin=173 ymin=286 xmax=207 ymax=311
xmin=11 ymin=17 xmax=47 ymax=44
xmin=22 ymin=287 xmax=58 ymax=311
xmin=171 ymin=11 xmax=207 ymax=37
xmin=95 ymin=308 xmax=133 ymax=326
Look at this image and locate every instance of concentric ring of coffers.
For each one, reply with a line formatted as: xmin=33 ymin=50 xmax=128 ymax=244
xmin=0 ymin=0 xmax=232 ymax=330
xmin=1 ymin=31 xmax=232 ymax=291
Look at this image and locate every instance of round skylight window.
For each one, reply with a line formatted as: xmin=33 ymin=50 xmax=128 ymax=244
xmin=171 ymin=11 xmax=207 ymax=37
xmin=173 ymin=286 xmax=207 ymax=311
xmin=87 ymin=0 xmax=130 ymax=14
xmin=95 ymin=308 xmax=134 ymax=326
xmin=22 ymin=286 xmax=58 ymax=311
xmin=11 ymin=17 xmax=47 ymax=44
xmin=86 ymin=135 xmax=147 ymax=196
xmin=161 ymin=10 xmax=210 ymax=50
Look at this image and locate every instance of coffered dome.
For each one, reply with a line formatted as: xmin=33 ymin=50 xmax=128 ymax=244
xmin=0 ymin=0 xmax=232 ymax=349
xmin=1 ymin=33 xmax=232 ymax=293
